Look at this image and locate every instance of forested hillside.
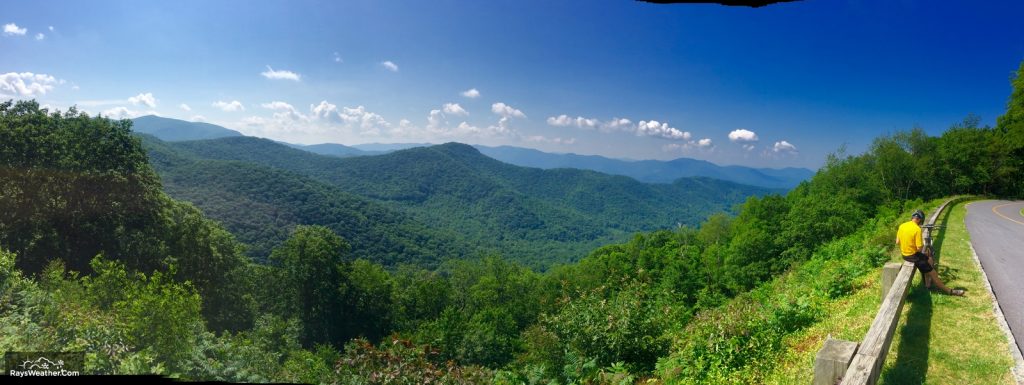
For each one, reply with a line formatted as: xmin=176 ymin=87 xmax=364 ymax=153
xmin=1 ymin=61 xmax=1022 ymax=384
xmin=142 ymin=134 xmax=475 ymax=267
xmin=148 ymin=135 xmax=773 ymax=268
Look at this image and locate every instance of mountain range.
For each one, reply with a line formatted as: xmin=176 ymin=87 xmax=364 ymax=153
xmin=130 ymin=115 xmax=813 ymax=189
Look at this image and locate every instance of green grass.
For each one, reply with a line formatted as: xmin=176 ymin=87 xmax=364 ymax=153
xmin=757 ymin=199 xmax=1015 ymax=384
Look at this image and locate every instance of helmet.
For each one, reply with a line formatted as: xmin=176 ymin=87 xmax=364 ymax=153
xmin=911 ymin=210 xmax=925 ymax=220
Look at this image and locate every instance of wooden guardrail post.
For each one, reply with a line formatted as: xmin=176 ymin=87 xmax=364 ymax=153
xmin=813 ymin=337 xmax=858 ymax=385
xmin=880 ymin=262 xmax=902 ymax=300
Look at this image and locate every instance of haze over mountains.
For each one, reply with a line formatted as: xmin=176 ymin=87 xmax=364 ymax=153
xmin=131 ymin=116 xmax=813 ymax=189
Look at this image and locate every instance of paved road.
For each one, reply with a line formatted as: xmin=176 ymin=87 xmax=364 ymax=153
xmin=965 ymin=200 xmax=1024 ymax=355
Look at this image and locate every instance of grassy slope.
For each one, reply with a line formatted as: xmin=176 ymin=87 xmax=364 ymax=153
xmin=759 ymin=200 xmax=1015 ymax=384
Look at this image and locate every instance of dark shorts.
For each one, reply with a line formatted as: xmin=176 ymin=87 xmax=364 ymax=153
xmin=903 ymin=251 xmax=933 ymax=274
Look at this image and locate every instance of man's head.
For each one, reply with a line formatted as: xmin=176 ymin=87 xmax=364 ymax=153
xmin=911 ymin=209 xmax=925 ymax=223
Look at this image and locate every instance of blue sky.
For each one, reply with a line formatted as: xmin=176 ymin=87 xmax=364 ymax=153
xmin=3 ymin=0 xmax=1023 ymax=169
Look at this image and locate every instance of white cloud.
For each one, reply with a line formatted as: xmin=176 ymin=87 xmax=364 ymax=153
xmin=260 ymin=65 xmax=301 ymax=81
xmin=128 ymin=92 xmax=156 ymax=108
xmin=494 ymin=117 xmax=514 ymax=135
xmin=3 ymin=23 xmax=26 ymax=36
xmin=261 ymin=101 xmax=295 ymax=111
xmin=339 ymin=106 xmax=391 ymax=135
xmin=442 ymin=102 xmax=468 ymax=116
xmin=772 ymin=140 xmax=797 ymax=153
xmin=307 ymin=101 xmax=391 ymax=135
xmin=0 ymin=72 xmax=61 ymax=97
xmin=35 ymin=33 xmax=44 ymax=40
xmin=179 ymin=103 xmax=191 ymax=111
xmin=545 ymin=114 xmax=599 ymax=129
xmin=261 ymin=101 xmax=308 ymax=122
xmin=546 ymin=115 xmax=572 ymax=126
xmin=48 ymin=26 xmax=54 ymax=32
xmin=311 ymin=101 xmax=341 ymax=122
xmin=697 ymin=138 xmax=713 ymax=148
xmin=426 ymin=109 xmax=445 ymax=130
xmin=491 ymin=102 xmax=526 ymax=118
xmin=637 ymin=120 xmax=691 ymax=140
xmin=742 ymin=144 xmax=756 ymax=151
xmin=100 ymin=106 xmax=145 ymax=119
xmin=728 ymin=128 xmax=759 ymax=143
xmin=212 ymin=100 xmax=245 ymax=112
xmin=381 ymin=61 xmax=399 ymax=72
xmin=190 ymin=115 xmax=206 ymax=122
xmin=461 ymin=88 xmax=480 ymax=98
xmin=333 ymin=52 xmax=343 ymax=63
xmin=604 ymin=118 xmax=633 ymax=131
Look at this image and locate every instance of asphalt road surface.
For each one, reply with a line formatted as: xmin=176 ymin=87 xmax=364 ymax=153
xmin=965 ymin=200 xmax=1024 ymax=355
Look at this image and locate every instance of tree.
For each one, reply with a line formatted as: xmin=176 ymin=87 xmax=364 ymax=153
xmin=0 ymin=100 xmax=163 ymax=274
xmin=269 ymin=225 xmax=350 ymax=346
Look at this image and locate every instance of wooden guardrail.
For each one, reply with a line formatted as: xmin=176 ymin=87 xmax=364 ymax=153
xmin=813 ymin=198 xmax=958 ymax=385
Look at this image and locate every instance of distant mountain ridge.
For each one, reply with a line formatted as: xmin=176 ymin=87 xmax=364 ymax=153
xmin=130 ymin=116 xmax=812 ymax=189
xmin=475 ymin=145 xmax=812 ymax=189
xmin=132 ymin=115 xmax=243 ymax=141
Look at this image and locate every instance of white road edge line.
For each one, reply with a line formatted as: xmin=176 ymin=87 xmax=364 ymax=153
xmin=969 ymin=240 xmax=1024 ymax=385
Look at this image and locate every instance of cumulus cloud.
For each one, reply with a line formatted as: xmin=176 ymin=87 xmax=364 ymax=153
xmin=604 ymin=118 xmax=633 ymax=131
xmin=491 ymin=102 xmax=526 ymax=118
xmin=0 ymin=72 xmax=62 ymax=97
xmin=3 ymin=23 xmax=26 ymax=36
xmin=128 ymin=92 xmax=156 ymax=108
xmin=311 ymin=101 xmax=342 ymax=123
xmin=545 ymin=115 xmax=598 ymax=129
xmin=179 ymin=103 xmax=191 ymax=111
xmin=637 ymin=120 xmax=691 ymax=140
xmin=546 ymin=115 xmax=572 ymax=127
xmin=728 ymin=128 xmax=759 ymax=143
xmin=443 ymin=102 xmax=468 ymax=116
xmin=100 ymin=106 xmax=147 ymax=119
xmin=48 ymin=26 xmax=54 ymax=32
xmin=381 ymin=61 xmax=399 ymax=72
xmin=260 ymin=65 xmax=301 ymax=81
xmin=261 ymin=101 xmax=307 ymax=122
xmin=35 ymin=33 xmax=44 ymax=40
xmin=461 ymin=88 xmax=480 ymax=98
xmin=213 ymin=100 xmax=245 ymax=112
xmin=697 ymin=138 xmax=713 ymax=148
xmin=308 ymin=101 xmax=391 ymax=135
xmin=772 ymin=140 xmax=797 ymax=153
xmin=547 ymin=114 xmax=700 ymax=142
xmin=426 ymin=109 xmax=445 ymax=130
xmin=190 ymin=115 xmax=206 ymax=122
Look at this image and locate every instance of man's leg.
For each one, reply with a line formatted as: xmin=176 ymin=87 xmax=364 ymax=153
xmin=925 ymin=270 xmax=950 ymax=293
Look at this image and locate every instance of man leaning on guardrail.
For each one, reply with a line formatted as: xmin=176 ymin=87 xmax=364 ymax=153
xmin=897 ymin=210 xmax=965 ymax=296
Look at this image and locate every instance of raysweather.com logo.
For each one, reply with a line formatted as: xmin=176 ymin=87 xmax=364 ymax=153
xmin=4 ymin=352 xmax=83 ymax=377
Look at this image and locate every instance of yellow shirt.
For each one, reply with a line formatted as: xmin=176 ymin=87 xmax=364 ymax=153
xmin=897 ymin=220 xmax=924 ymax=256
